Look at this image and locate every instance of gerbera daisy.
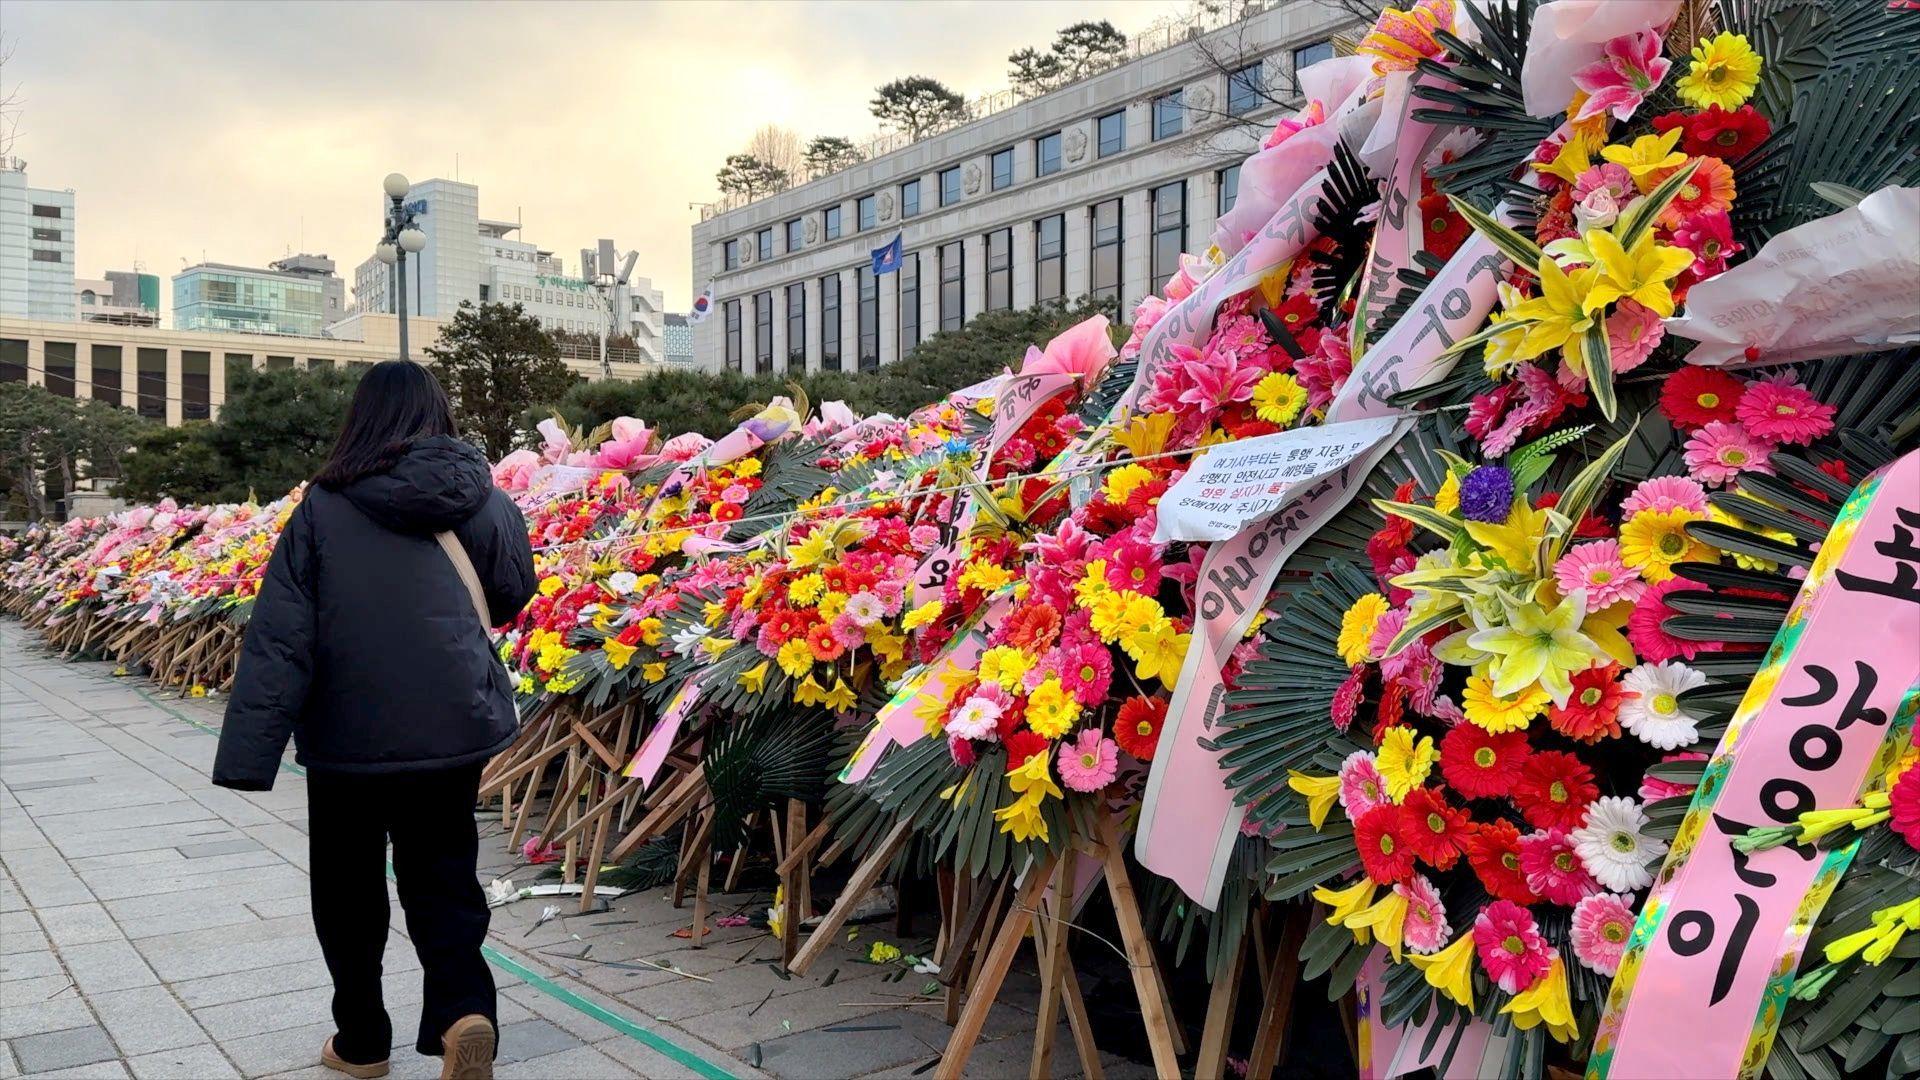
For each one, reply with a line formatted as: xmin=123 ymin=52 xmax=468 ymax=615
xmin=1401 ymin=788 xmax=1469 ymax=870
xmin=1462 ymin=674 xmax=1551 ymax=734
xmin=1331 ymin=665 xmax=1367 ymax=731
xmin=1057 ymin=729 xmax=1118 ymax=793
xmin=1553 ymin=542 xmax=1643 ymax=612
xmin=1250 ymin=371 xmax=1308 ymax=426
xmin=1676 ymin=32 xmax=1763 ymax=111
xmin=1658 ymin=157 xmax=1736 ymax=229
xmin=1354 ymin=805 xmax=1418 ymax=885
xmin=1113 ymin=695 xmax=1164 ymax=761
xmin=1571 ymin=796 xmax=1668 ymax=892
xmin=1659 ymin=366 xmax=1745 ymax=430
xmin=1339 ymin=751 xmax=1390 ymax=820
xmin=1620 ymin=661 xmax=1707 ymax=750
xmin=1662 ymin=103 xmax=1772 ymax=159
xmin=1055 ymin=641 xmax=1113 ymax=708
xmin=1003 ymin=729 xmax=1050 ymax=768
xmin=1549 ymin=663 xmax=1626 ymax=742
xmin=1468 ymin=820 xmax=1538 ymax=905
xmin=1669 ymin=210 xmax=1743 ymax=278
xmin=1570 ymin=892 xmax=1637 ymax=976
xmin=1891 ymin=766 xmax=1920 ymax=852
xmin=1605 ymin=298 xmax=1665 ymax=374
xmin=1519 ymin=828 xmax=1600 ymax=905
xmin=1619 ymin=507 xmax=1715 ymax=583
xmin=1417 ymin=191 xmax=1471 ymax=261
xmin=1514 ymin=751 xmax=1599 ymax=832
xmin=1474 ymin=900 xmax=1553 ymax=993
xmin=1399 ymin=875 xmax=1452 ymax=955
xmin=1735 ymin=381 xmax=1836 ymax=445
xmin=1627 ymin=577 xmax=1722 ymax=663
xmin=1684 ymin=421 xmax=1774 ymax=487
xmin=1104 ymin=542 xmax=1164 ymax=596
xmin=1640 ymin=751 xmax=1710 ymax=803
xmin=1622 ymin=475 xmax=1709 ymax=517
xmin=1337 ymin=593 xmax=1390 ymax=666
xmin=1376 ymin=727 xmax=1437 ymax=802
xmin=1439 ymin=725 xmax=1531 ymax=800
xmin=944 ymin=693 xmax=1004 ymax=741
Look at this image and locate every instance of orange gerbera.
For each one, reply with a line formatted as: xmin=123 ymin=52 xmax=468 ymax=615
xmin=1659 ymin=157 xmax=1736 ymax=228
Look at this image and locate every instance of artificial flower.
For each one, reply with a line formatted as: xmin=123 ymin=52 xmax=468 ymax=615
xmin=1735 ymin=380 xmax=1835 ymax=445
xmin=1401 ymin=788 xmax=1469 ymax=870
xmin=1549 ymin=663 xmax=1625 ymax=743
xmin=1458 ymin=466 xmax=1514 ymax=524
xmin=1338 ymin=593 xmax=1391 ymax=666
xmin=1571 ymin=795 xmax=1668 ymax=892
xmin=1626 ymin=577 xmax=1719 ymax=663
xmin=1662 ymin=103 xmax=1771 ymax=159
xmin=1355 ymin=0 xmax=1454 ymax=73
xmin=1676 ymin=32 xmax=1763 ymax=111
xmin=1600 ymin=129 xmax=1688 ymax=189
xmin=1377 ymin=728 xmax=1438 ymax=802
xmin=1503 ymin=954 xmax=1578 ymax=1042
xmin=1659 ymin=157 xmax=1737 ymax=229
xmin=1570 ymin=29 xmax=1670 ymax=122
xmin=1620 ymin=661 xmax=1707 ymax=750
xmin=1891 ymin=766 xmax=1920 ymax=851
xmin=1515 ymin=750 xmax=1599 ymax=833
xmin=1345 ymin=889 xmax=1412 ymax=962
xmin=1622 ymin=475 xmax=1709 ymax=517
xmin=1467 ymin=819 xmax=1537 ymax=905
xmin=1289 ymin=770 xmax=1342 ymax=830
xmin=1571 ymin=892 xmax=1637 ymax=976
xmin=1462 ymin=674 xmax=1552 ymax=734
xmin=1399 ymin=875 xmax=1451 ymax=955
xmin=1684 ymin=420 xmax=1774 ymax=486
xmin=1605 ymin=297 xmax=1666 ymax=373
xmin=1340 ymin=751 xmax=1391 ymax=820
xmin=1114 ymin=695 xmax=1164 ymax=761
xmin=1619 ymin=507 xmax=1714 ymax=583
xmin=1251 ymin=371 xmax=1308 ymax=426
xmin=1519 ymin=827 xmax=1600 ymax=905
xmin=1660 ymin=366 xmax=1745 ymax=429
xmin=1409 ymin=932 xmax=1476 ymax=1008
xmin=1669 ymin=209 xmax=1742 ymax=278
xmin=1355 ymin=805 xmax=1418 ymax=885
xmin=1467 ymin=590 xmax=1606 ymax=706
xmin=1025 ymin=677 xmax=1081 ymax=738
xmin=1057 ymin=729 xmax=1118 ymax=793
xmin=1498 ymin=258 xmax=1604 ymax=374
xmin=1439 ymin=725 xmax=1531 ymax=800
xmin=945 ymin=694 xmax=1005 ymax=741
xmin=1553 ymin=541 xmax=1642 ymax=612
xmin=1474 ymin=900 xmax=1552 ymax=994
xmin=1582 ymin=226 xmax=1696 ymax=318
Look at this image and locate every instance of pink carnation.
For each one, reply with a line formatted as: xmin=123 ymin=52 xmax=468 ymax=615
xmin=1734 ymin=381 xmax=1835 ymax=446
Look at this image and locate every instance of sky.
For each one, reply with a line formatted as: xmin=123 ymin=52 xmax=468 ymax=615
xmin=4 ymin=0 xmax=1172 ymax=314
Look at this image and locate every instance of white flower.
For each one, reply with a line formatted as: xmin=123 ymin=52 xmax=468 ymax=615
xmin=844 ymin=592 xmax=886 ymax=627
xmin=943 ymin=695 xmax=1003 ymax=741
xmin=912 ymin=957 xmax=941 ymax=975
xmin=670 ymin=624 xmax=709 ymax=655
xmin=606 ymin=571 xmax=638 ymax=596
xmin=1620 ymin=661 xmax=1707 ymax=750
xmin=1571 ymin=796 xmax=1667 ymax=893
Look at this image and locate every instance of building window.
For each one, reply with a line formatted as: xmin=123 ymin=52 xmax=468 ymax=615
xmin=820 ymin=273 xmax=842 ymax=371
xmin=1091 ymin=199 xmax=1123 ymax=303
xmin=1228 ymin=63 xmax=1264 ymax=116
xmin=45 ymin=342 xmax=75 ymax=399
xmin=785 ymin=218 xmax=804 ymax=253
xmin=984 ymin=229 xmax=1012 ymax=312
xmin=1097 ymin=110 xmax=1126 ymax=157
xmin=182 ymin=351 xmax=211 ymax=420
xmin=1218 ymin=164 xmax=1241 ymax=215
xmin=900 ymin=179 xmax=921 ymax=219
xmin=756 ymin=228 xmax=773 ymax=262
xmin=91 ymin=345 xmax=122 ymax=407
xmin=785 ymin=282 xmax=807 ymax=367
xmin=137 ymin=348 xmax=166 ymax=419
xmin=857 ymin=194 xmax=877 ymax=232
xmin=898 ymin=253 xmax=920 ymax=355
xmin=1036 ymin=132 xmax=1063 ymax=177
xmin=857 ymin=267 xmax=880 ymax=372
xmin=823 ymin=205 xmax=843 ymax=240
xmin=754 ymin=290 xmax=774 ymax=374
xmin=30 ymin=227 xmax=60 ymax=242
xmin=1152 ymin=181 xmax=1188 ymax=294
xmin=1035 ymin=215 xmax=1065 ymax=303
xmin=940 ymin=166 xmax=962 ymax=207
xmin=722 ymin=239 xmax=739 ymax=271
xmin=31 ymin=249 xmax=62 ymax=263
xmin=1153 ymin=90 xmax=1184 ymax=139
xmin=30 ymin=203 xmax=61 ymax=218
xmin=939 ymin=241 xmax=964 ymax=332
xmin=723 ymin=299 xmax=743 ymax=371
xmin=1294 ymin=40 xmax=1334 ymax=70
xmin=990 ymin=148 xmax=1014 ymax=191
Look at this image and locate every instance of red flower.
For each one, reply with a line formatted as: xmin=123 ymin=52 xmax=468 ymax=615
xmin=1549 ymin=663 xmax=1625 ymax=743
xmin=1655 ymin=105 xmax=1771 ymax=159
xmin=1401 ymin=788 xmax=1469 ymax=870
xmin=1354 ymin=805 xmax=1418 ymax=884
xmin=1465 ymin=819 xmax=1538 ymax=904
xmin=1269 ymin=292 xmax=1320 ymax=336
xmin=1417 ymin=191 xmax=1471 ymax=261
xmin=1513 ymin=751 xmax=1598 ymax=832
xmin=1439 ymin=725 xmax=1531 ymax=800
xmin=1003 ymin=729 xmax=1049 ymax=768
xmin=999 ymin=602 xmax=1062 ymax=651
xmin=1659 ymin=367 xmax=1746 ymax=430
xmin=714 ymin=502 xmax=745 ymax=522
xmin=1114 ymin=696 xmax=1165 ymax=761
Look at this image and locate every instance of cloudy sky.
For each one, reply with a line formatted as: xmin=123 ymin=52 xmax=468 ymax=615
xmin=4 ymin=0 xmax=1171 ymax=314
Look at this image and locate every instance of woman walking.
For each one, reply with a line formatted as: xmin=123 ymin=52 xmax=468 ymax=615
xmin=213 ymin=360 xmax=536 ymax=1080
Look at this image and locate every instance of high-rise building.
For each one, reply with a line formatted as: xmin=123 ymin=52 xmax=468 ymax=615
xmin=0 ymin=157 xmax=77 ymax=321
xmin=74 ymin=270 xmax=161 ymax=326
xmin=172 ymin=254 xmax=347 ymax=337
xmin=688 ymin=3 xmax=1353 ymax=373
xmin=350 ymin=178 xmax=666 ymax=372
xmin=661 ymin=313 xmax=695 ymax=366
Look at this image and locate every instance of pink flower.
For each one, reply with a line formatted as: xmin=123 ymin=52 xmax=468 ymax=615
xmin=1553 ymin=540 xmax=1644 ymax=611
xmin=1628 ymin=578 xmax=1723 ymax=663
xmin=1368 ymin=607 xmax=1409 ymax=661
xmin=536 ymin=417 xmax=575 ymax=463
xmin=1338 ymin=751 xmax=1388 ymax=819
xmin=1639 ymin=751 xmax=1709 ymax=802
xmin=1571 ymin=30 xmax=1671 ymax=121
xmin=1056 ymin=641 xmax=1113 ymax=708
xmin=1175 ymin=344 xmax=1263 ymax=412
xmin=522 ymin=836 xmax=561 ymax=864
xmin=909 ymin=525 xmax=941 ymax=550
xmin=659 ymin=432 xmax=713 ymax=462
xmin=948 ymin=734 xmax=977 ymax=769
xmin=1105 ymin=542 xmax=1164 ymax=596
xmin=1606 ymin=298 xmax=1665 ymax=374
xmin=1684 ymin=421 xmax=1774 ymax=487
xmin=1398 ymin=875 xmax=1452 ymax=955
xmin=1295 ymin=331 xmax=1353 ymax=412
xmin=1264 ymin=98 xmax=1327 ymax=149
xmin=1332 ymin=666 xmax=1367 ymax=731
xmin=720 ymin=484 xmax=751 ymax=505
xmin=1669 ymin=210 xmax=1743 ymax=278
xmin=1735 ymin=381 xmax=1835 ymax=445
xmin=1571 ymin=163 xmax=1634 ymax=205
xmin=492 ymin=449 xmax=541 ymax=492
xmin=945 ymin=693 xmax=1005 ymax=740
xmin=1570 ymin=892 xmax=1637 ymax=976
xmin=1622 ymin=475 xmax=1708 ymax=516
xmin=1520 ymin=828 xmax=1601 ymax=906
xmin=1058 ymin=729 xmax=1118 ymax=793
xmin=1026 ymin=314 xmax=1117 ymax=382
xmin=1474 ymin=900 xmax=1553 ymax=993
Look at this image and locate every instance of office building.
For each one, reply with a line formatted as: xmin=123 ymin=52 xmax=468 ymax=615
xmin=75 ymin=271 xmax=161 ymax=327
xmin=171 ymin=254 xmax=346 ymax=337
xmin=350 ymin=178 xmax=666 ymax=373
xmin=689 ymin=2 xmax=1352 ymax=374
xmin=661 ymin=314 xmax=695 ymax=366
xmin=1 ymin=157 xmax=77 ymax=322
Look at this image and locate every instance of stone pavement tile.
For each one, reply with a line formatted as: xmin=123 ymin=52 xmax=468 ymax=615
xmin=170 ymin=959 xmax=332 ymax=1010
xmin=5 ymin=856 xmax=97 ymax=909
xmin=37 ymin=901 xmax=122 ymax=948
xmin=34 ymin=800 xmax=218 ymax=837
xmin=86 ymin=858 xmax=305 ymax=903
xmin=0 ymin=974 xmax=76 ymax=1011
xmin=493 ymin=1018 xmax=586 ymax=1064
xmin=244 ymin=894 xmax=313 ymax=920
xmin=0 ymin=1040 xmax=17 ymax=1080
xmin=0 ymin=950 xmax=64 ymax=980
xmin=177 ymin=837 xmax=263 ymax=859
xmin=125 ymin=1042 xmax=244 ymax=1079
xmin=7 ymin=776 xmax=99 ymax=792
xmin=9 ymin=1024 xmax=117 ymax=1074
xmin=29 ymin=1064 xmax=132 ymax=1080
xmin=495 ymin=1044 xmax=640 ymax=1079
xmin=59 ymin=939 xmax=162 ymax=995
xmin=0 ymin=911 xmax=49 ymax=954
xmin=670 ymin=978 xmax=899 ymax=1052
xmin=88 ymin=985 xmax=210 ymax=1055
xmin=0 ymin=993 xmax=93 ymax=1040
xmin=754 ymin=1005 xmax=954 ymax=1079
xmin=51 ymin=820 xmax=248 ymax=861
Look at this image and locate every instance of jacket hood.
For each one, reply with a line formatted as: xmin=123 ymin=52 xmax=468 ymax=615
xmin=340 ymin=436 xmax=494 ymax=534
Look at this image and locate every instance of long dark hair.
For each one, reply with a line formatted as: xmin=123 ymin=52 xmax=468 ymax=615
xmin=312 ymin=361 xmax=458 ymax=489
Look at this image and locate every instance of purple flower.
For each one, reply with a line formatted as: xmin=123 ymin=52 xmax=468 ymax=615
xmin=1459 ymin=466 xmax=1514 ymax=523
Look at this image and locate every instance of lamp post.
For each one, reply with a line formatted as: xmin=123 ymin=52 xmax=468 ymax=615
xmin=376 ymin=172 xmax=428 ymax=360
xmin=592 ymin=272 xmax=617 ymax=379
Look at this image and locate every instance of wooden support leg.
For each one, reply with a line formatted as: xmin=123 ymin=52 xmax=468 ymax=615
xmin=1060 ymin=962 xmax=1105 ymax=1080
xmin=691 ymin=827 xmax=712 ymax=948
xmin=1246 ymin=905 xmax=1309 ymax=1080
xmin=934 ymin=853 xmax=1058 ymax=1080
xmin=1096 ymin=815 xmax=1182 ymax=1079
xmin=787 ymin=818 xmax=911 ymax=976
xmin=780 ymin=799 xmax=806 ymax=965
xmin=1196 ymin=922 xmax=1249 ymax=1080
xmin=1029 ymin=854 xmax=1078 ymax=1080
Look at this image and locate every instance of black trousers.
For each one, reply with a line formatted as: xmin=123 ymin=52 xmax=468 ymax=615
xmin=307 ymin=763 xmax=495 ymax=1062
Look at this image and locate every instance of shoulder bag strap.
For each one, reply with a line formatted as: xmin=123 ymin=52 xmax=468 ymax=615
xmin=435 ymin=531 xmax=492 ymax=630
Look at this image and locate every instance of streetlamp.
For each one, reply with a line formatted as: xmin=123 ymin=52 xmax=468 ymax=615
xmin=592 ymin=272 xmax=617 ymax=379
xmin=377 ymin=172 xmax=428 ymax=360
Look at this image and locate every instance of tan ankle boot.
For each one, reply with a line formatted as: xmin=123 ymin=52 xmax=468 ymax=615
xmin=440 ymin=1014 xmax=496 ymax=1080
xmin=321 ymin=1036 xmax=390 ymax=1079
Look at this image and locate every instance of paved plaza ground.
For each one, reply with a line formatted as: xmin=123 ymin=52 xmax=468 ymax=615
xmin=0 ymin=624 xmax=1140 ymax=1079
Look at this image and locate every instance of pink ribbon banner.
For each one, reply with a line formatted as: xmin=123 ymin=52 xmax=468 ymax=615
xmin=1358 ymin=952 xmax=1506 ymax=1080
xmin=623 ymin=675 xmax=703 ymax=787
xmin=839 ymin=593 xmax=1012 ymax=785
xmin=1592 ymin=449 xmax=1920 ymax=1080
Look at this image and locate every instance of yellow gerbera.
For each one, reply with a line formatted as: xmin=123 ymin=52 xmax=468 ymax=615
xmin=1676 ymin=32 xmax=1763 ymax=111
xmin=1462 ymin=674 xmax=1550 ymax=733
xmin=1337 ymin=593 xmax=1391 ymax=666
xmin=978 ymin=645 xmax=1032 ymax=692
xmin=1104 ymin=464 xmax=1156 ymax=505
xmin=1376 ymin=727 xmax=1437 ymax=802
xmin=1619 ymin=507 xmax=1716 ymax=583
xmin=1251 ymin=372 xmax=1308 ymax=426
xmin=776 ymin=638 xmax=814 ymax=679
xmin=1025 ymin=678 xmax=1080 ymax=738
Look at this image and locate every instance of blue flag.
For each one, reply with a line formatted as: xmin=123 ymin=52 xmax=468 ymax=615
xmin=871 ymin=233 xmax=903 ymax=275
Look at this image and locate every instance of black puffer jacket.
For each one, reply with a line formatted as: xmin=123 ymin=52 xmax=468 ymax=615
xmin=212 ymin=437 xmax=537 ymax=790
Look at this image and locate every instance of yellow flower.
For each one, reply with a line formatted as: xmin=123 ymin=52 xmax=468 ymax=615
xmin=788 ymin=530 xmax=834 ymax=569
xmin=189 ymin=684 xmax=208 ymax=698
xmin=1288 ymin=771 xmax=1342 ymax=830
xmin=1345 ymin=890 xmax=1411 ymax=962
xmin=602 ymin=638 xmax=638 ymax=671
xmin=1104 ymin=463 xmax=1155 ymax=505
xmin=867 ymin=940 xmax=902 ymax=964
xmin=1502 ymin=955 xmax=1579 ymax=1042
xmin=1409 ymin=934 xmax=1476 ymax=1009
xmin=1250 ymin=372 xmax=1308 ymax=426
xmin=1619 ymin=507 xmax=1716 ymax=583
xmin=703 ymin=600 xmax=727 ymax=627
xmin=1313 ymin=878 xmax=1379 ymax=943
xmin=994 ymin=791 xmax=1051 ymax=843
xmin=866 ymin=629 xmax=904 ymax=662
xmin=538 ymin=575 xmax=564 ymax=597
xmin=1677 ymin=32 xmax=1762 ymax=111
xmin=732 ymin=457 xmax=762 ymax=478
xmin=978 ymin=646 xmax=1032 ymax=693
xmin=635 ymin=618 xmax=665 ymax=647
xmin=1530 ymin=131 xmax=1595 ymax=186
xmin=823 ymin=678 xmax=857 ymax=712
xmin=739 ymin=660 xmax=770 ymax=693
xmin=1433 ymin=470 xmax=1461 ymax=517
xmin=1463 ymin=498 xmax=1551 ymax=575
xmin=958 ymin=560 xmax=1014 ymax=594
xmin=795 ymin=673 xmax=829 ymax=707
xmin=1337 ymin=593 xmax=1390 ymax=666
xmin=1466 ymin=591 xmax=1607 ymax=705
xmin=776 ymin=638 xmax=814 ymax=679
xmin=1600 ymin=129 xmax=1688 ymax=188
xmin=902 ymin=600 xmax=942 ymax=630
xmin=818 ymin=592 xmax=849 ymax=621
xmin=1376 ymin=728 xmax=1437 ymax=802
xmin=516 ymin=674 xmax=536 ymax=694
xmin=642 ymin=661 xmax=667 ymax=684
xmin=789 ymin=573 xmax=825 ymax=606
xmin=1582 ymin=227 xmax=1696 ymax=318
xmin=1117 ymin=594 xmax=1167 ymax=635
xmin=1112 ymin=411 xmax=1177 ymax=458
xmin=1501 ymin=258 xmax=1604 ymax=376
xmin=1025 ymin=678 xmax=1081 ymax=738
xmin=1074 ymin=560 xmax=1113 ymax=606
xmin=1462 ymin=674 xmax=1550 ymax=733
